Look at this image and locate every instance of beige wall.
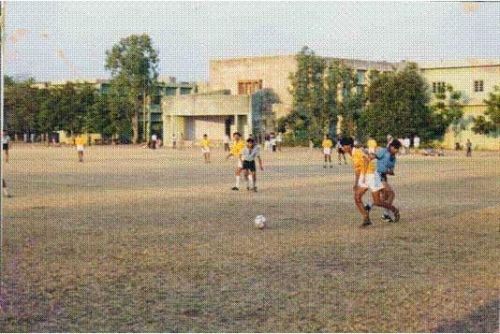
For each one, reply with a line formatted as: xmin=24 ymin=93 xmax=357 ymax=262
xmin=162 ymin=94 xmax=251 ymax=142
xmin=210 ymin=55 xmax=297 ymax=108
xmin=209 ymin=55 xmax=398 ymax=123
xmin=420 ymin=61 xmax=500 ymax=150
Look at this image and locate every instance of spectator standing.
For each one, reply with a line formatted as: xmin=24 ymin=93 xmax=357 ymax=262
xmin=466 ymin=139 xmax=472 ymax=157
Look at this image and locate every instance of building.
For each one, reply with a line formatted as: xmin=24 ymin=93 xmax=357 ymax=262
xmin=209 ymin=55 xmax=397 ymax=127
xmin=162 ymin=93 xmax=252 ymax=146
xmin=419 ymin=59 xmax=500 ymax=150
xmin=32 ymin=78 xmax=197 ymax=142
xmin=160 ymin=55 xmax=398 ymax=144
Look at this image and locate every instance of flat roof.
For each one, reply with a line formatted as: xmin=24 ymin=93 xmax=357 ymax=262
xmin=418 ymin=59 xmax=500 ymax=70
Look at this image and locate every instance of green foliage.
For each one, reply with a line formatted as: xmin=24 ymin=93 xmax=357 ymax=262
xmin=472 ymin=85 xmax=500 ymax=135
xmin=284 ymin=47 xmax=365 ymax=144
xmin=105 ymin=34 xmax=159 ymax=143
xmin=359 ymin=63 xmax=442 ymax=143
xmin=4 ymin=78 xmax=41 ymax=134
xmin=285 ymin=46 xmax=326 ymax=140
xmin=431 ymin=84 xmax=464 ymax=136
xmin=252 ymin=88 xmax=280 ymax=137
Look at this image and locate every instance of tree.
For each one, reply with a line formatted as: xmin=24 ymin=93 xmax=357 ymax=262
xmin=105 ymin=34 xmax=159 ymax=143
xmin=431 ymin=84 xmax=464 ymax=137
xmin=251 ymin=88 xmax=280 ymax=142
xmin=472 ymin=85 xmax=500 ymax=135
xmin=4 ymin=78 xmax=40 ymax=137
xmin=359 ymin=63 xmax=434 ymax=143
xmin=337 ymin=65 xmax=365 ymax=137
xmin=284 ymin=46 xmax=326 ymax=142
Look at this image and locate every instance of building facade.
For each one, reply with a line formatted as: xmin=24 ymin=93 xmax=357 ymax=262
xmin=162 ymin=94 xmax=252 ymax=146
xmin=419 ymin=59 xmax=500 ymax=150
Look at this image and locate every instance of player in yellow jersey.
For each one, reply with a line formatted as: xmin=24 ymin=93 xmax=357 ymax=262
xmin=341 ymin=138 xmax=372 ymax=218
xmin=322 ymin=134 xmax=334 ymax=168
xmin=75 ymin=135 xmax=86 ymax=162
xmin=226 ymin=132 xmax=246 ymax=190
xmin=354 ymin=140 xmax=401 ymax=227
xmin=367 ymin=136 xmax=377 ymax=154
xmin=200 ymin=134 xmax=211 ymax=163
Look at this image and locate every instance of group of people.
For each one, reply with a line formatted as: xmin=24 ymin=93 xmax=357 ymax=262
xmin=321 ymin=134 xmax=402 ymax=227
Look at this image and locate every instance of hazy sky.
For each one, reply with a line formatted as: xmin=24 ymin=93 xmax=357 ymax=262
xmin=5 ymin=1 xmax=500 ymax=82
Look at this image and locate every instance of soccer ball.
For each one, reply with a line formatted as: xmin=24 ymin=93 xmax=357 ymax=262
xmin=254 ymin=215 xmax=267 ymax=230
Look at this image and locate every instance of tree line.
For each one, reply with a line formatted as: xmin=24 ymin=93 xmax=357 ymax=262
xmin=4 ymin=42 xmax=499 ymax=145
xmin=4 ymin=34 xmax=158 ymax=143
xmin=281 ymin=46 xmax=499 ymax=145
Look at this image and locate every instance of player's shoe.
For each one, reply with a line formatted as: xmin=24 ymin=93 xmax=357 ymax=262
xmin=231 ymin=187 xmax=239 ymax=191
xmin=382 ymin=213 xmax=394 ymax=222
xmin=360 ymin=219 xmax=372 ymax=228
xmin=393 ymin=209 xmax=400 ymax=222
xmin=364 ymin=204 xmax=372 ymax=212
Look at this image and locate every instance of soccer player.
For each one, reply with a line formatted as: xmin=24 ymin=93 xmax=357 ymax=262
xmin=241 ymin=138 xmax=263 ymax=192
xmin=354 ymin=140 xmax=401 ymax=227
xmin=336 ymin=139 xmax=347 ymax=165
xmin=226 ymin=132 xmax=246 ymax=191
xmin=367 ymin=136 xmax=377 ymax=154
xmin=322 ymin=134 xmax=334 ymax=168
xmin=75 ymin=135 xmax=85 ymax=162
xmin=2 ymin=179 xmax=11 ymax=198
xmin=342 ymin=139 xmax=372 ymax=210
xmin=201 ymin=134 xmax=211 ymax=163
xmin=2 ymin=131 xmax=11 ymax=163
xmin=466 ymin=139 xmax=472 ymax=157
xmin=223 ymin=134 xmax=230 ymax=152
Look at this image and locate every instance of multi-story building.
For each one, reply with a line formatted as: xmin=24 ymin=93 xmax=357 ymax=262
xmin=419 ymin=59 xmax=500 ymax=150
xmin=162 ymin=55 xmax=397 ymax=144
xmin=32 ymin=77 xmax=197 ymax=142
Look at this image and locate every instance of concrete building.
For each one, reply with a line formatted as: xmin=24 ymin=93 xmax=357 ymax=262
xmin=162 ymin=94 xmax=252 ymax=146
xmin=160 ymin=55 xmax=397 ymax=144
xmin=32 ymin=78 xmax=197 ymax=142
xmin=419 ymin=59 xmax=500 ymax=150
xmin=209 ymin=55 xmax=397 ymax=123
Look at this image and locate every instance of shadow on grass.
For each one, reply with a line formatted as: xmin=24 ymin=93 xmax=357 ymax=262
xmin=433 ymin=299 xmax=499 ymax=333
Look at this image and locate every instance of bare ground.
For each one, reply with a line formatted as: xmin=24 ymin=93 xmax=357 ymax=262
xmin=0 ymin=144 xmax=499 ymax=332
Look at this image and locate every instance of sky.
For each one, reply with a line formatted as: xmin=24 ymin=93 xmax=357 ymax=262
xmin=4 ymin=1 xmax=500 ymax=82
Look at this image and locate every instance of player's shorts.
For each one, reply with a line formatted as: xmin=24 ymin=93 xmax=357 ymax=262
xmin=358 ymin=172 xmax=384 ymax=192
xmin=380 ymin=173 xmax=388 ymax=182
xmin=337 ymin=147 xmax=344 ymax=154
xmin=2 ymin=143 xmax=8 ymax=151
xmin=323 ymin=148 xmax=332 ymax=155
xmin=76 ymin=145 xmax=84 ymax=152
xmin=242 ymin=160 xmax=256 ymax=172
xmin=201 ymin=147 xmax=210 ymax=154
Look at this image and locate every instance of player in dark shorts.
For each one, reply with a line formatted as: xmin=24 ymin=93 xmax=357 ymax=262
xmin=338 ymin=136 xmax=352 ymax=165
xmin=2 ymin=131 xmax=11 ymax=163
xmin=241 ymin=138 xmax=263 ymax=192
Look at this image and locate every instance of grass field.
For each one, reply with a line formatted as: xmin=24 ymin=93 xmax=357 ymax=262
xmin=0 ymin=144 xmax=499 ymax=332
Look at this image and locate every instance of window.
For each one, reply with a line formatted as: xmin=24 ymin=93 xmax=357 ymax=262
xmin=237 ymin=80 xmax=263 ymax=95
xmin=432 ymin=82 xmax=446 ymax=93
xmin=474 ymin=80 xmax=484 ymax=92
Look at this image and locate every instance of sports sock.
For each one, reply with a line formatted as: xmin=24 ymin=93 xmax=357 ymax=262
xmin=235 ymin=176 xmax=240 ymax=188
xmin=248 ymin=174 xmax=254 ymax=188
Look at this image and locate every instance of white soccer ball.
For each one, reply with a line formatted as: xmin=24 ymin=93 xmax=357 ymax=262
xmin=254 ymin=215 xmax=267 ymax=230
